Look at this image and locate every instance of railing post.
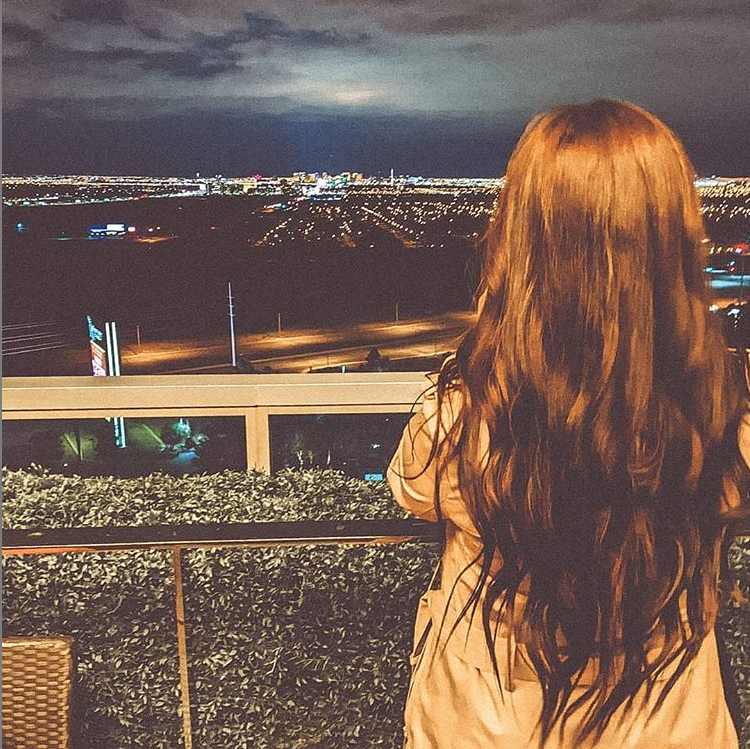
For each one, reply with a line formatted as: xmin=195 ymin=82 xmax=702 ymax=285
xmin=172 ymin=547 xmax=193 ymax=749
xmin=245 ymin=408 xmax=271 ymax=472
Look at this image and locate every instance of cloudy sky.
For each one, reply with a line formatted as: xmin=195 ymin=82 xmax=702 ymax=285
xmin=3 ymin=0 xmax=749 ymax=176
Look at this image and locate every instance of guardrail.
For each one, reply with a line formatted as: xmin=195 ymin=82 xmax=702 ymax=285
xmin=4 ymin=359 xmax=749 ymax=472
xmin=2 ymin=518 xmax=440 ymax=749
xmin=1 ymin=517 xmax=441 ymax=555
xmin=1 ymin=373 xmax=429 ymax=471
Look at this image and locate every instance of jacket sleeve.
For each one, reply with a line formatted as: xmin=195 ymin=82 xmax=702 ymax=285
xmin=387 ymin=384 xmax=475 ymax=531
xmin=722 ymin=412 xmax=750 ymax=514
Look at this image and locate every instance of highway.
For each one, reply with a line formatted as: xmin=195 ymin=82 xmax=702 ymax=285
xmin=2 ymin=312 xmax=474 ymax=376
xmin=120 ymin=312 xmax=472 ymax=374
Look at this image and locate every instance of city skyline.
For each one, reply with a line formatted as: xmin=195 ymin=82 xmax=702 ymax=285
xmin=4 ymin=173 xmax=747 ymax=210
xmin=3 ymin=1 xmax=750 ymax=176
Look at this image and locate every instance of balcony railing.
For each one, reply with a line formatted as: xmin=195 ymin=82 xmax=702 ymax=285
xmin=2 ymin=373 xmax=748 ymax=747
xmin=2 ymin=372 xmax=439 ymax=747
xmin=4 ymin=519 xmax=748 ymax=749
xmin=2 ymin=373 xmax=428 ymax=472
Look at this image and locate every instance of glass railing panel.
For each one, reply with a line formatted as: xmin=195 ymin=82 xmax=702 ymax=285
xmin=269 ymin=412 xmax=411 ymax=479
xmin=2 ymin=415 xmax=247 ymax=477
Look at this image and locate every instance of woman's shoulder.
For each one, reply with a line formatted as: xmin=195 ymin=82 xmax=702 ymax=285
xmin=419 ymin=356 xmax=466 ymax=438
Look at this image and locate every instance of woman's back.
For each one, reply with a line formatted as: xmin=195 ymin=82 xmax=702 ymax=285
xmin=388 ymin=100 xmax=749 ymax=748
xmin=389 ymin=383 xmax=744 ymax=747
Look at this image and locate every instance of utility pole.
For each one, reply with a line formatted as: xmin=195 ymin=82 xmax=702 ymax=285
xmin=395 ymin=301 xmax=399 ymax=323
xmin=136 ymin=324 xmax=141 ymax=350
xmin=277 ymin=311 xmax=282 ymax=334
xmin=228 ymin=282 xmax=237 ymax=367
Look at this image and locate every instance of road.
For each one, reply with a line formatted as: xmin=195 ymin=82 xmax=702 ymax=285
xmin=2 ymin=312 xmax=474 ymax=376
xmin=121 ymin=312 xmax=473 ymax=374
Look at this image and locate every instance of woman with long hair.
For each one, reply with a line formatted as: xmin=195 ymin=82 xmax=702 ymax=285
xmin=388 ymin=99 xmax=749 ymax=748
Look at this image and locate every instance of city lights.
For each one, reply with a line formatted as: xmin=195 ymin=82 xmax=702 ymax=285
xmin=3 ymin=170 xmax=748 ymax=375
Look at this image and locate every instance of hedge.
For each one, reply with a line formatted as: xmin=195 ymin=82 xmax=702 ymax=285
xmin=2 ymin=467 xmax=437 ymax=748
xmin=2 ymin=467 xmax=749 ymax=747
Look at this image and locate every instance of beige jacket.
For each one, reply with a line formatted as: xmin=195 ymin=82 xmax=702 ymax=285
xmin=387 ymin=387 xmax=739 ymax=749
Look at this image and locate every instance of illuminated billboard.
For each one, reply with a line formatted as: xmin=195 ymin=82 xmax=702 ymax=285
xmin=87 ymin=315 xmax=107 ymax=376
xmin=90 ymin=340 xmax=107 ymax=376
xmin=87 ymin=314 xmax=125 ymax=446
xmin=87 ymin=315 xmax=121 ymax=377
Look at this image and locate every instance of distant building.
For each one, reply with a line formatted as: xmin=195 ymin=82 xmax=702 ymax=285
xmin=255 ymin=176 xmax=283 ymax=194
xmin=89 ymin=223 xmax=127 ymax=238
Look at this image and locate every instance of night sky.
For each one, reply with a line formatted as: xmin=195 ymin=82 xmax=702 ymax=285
xmin=3 ymin=0 xmax=749 ymax=177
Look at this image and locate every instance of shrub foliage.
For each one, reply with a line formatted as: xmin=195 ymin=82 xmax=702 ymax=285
xmin=2 ymin=467 xmax=436 ymax=748
xmin=2 ymin=466 xmax=747 ymax=747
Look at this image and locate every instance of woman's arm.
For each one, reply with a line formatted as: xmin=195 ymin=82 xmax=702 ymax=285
xmin=720 ymin=412 xmax=750 ymax=515
xmin=387 ymin=387 xmax=444 ymax=521
xmin=387 ymin=382 xmax=474 ymax=531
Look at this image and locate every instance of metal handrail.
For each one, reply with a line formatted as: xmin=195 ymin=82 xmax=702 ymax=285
xmin=1 ymin=517 xmax=441 ymax=555
xmin=2 ymin=515 xmax=747 ymax=557
xmin=0 ymin=372 xmax=430 ymax=412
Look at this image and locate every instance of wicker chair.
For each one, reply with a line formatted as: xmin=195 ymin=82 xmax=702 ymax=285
xmin=2 ymin=637 xmax=73 ymax=749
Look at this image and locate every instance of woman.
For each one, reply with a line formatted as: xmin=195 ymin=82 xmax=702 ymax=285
xmin=388 ymin=100 xmax=749 ymax=748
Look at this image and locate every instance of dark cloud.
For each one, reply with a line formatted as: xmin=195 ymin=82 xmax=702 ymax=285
xmin=136 ymin=25 xmax=170 ymax=42
xmin=3 ymin=9 xmax=370 ymax=82
xmin=2 ymin=21 xmax=47 ymax=44
xmin=53 ymin=0 xmax=128 ymax=25
xmin=396 ymin=0 xmax=750 ymax=35
xmin=315 ymin=0 xmax=416 ymax=4
xmin=3 ymin=39 xmax=131 ymax=68
xmin=196 ymin=11 xmax=371 ymax=51
xmin=4 ymin=39 xmax=247 ymax=80
xmin=139 ymin=48 xmax=242 ymax=79
xmin=2 ymin=36 xmax=242 ymax=80
xmin=422 ymin=12 xmax=493 ymax=35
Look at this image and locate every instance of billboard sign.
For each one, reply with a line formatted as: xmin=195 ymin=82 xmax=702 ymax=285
xmin=89 ymin=223 xmax=127 ymax=238
xmin=90 ymin=340 xmax=107 ymax=376
xmin=86 ymin=314 xmax=125 ymax=446
xmin=87 ymin=315 xmax=121 ymax=377
xmin=87 ymin=315 xmax=106 ymax=376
